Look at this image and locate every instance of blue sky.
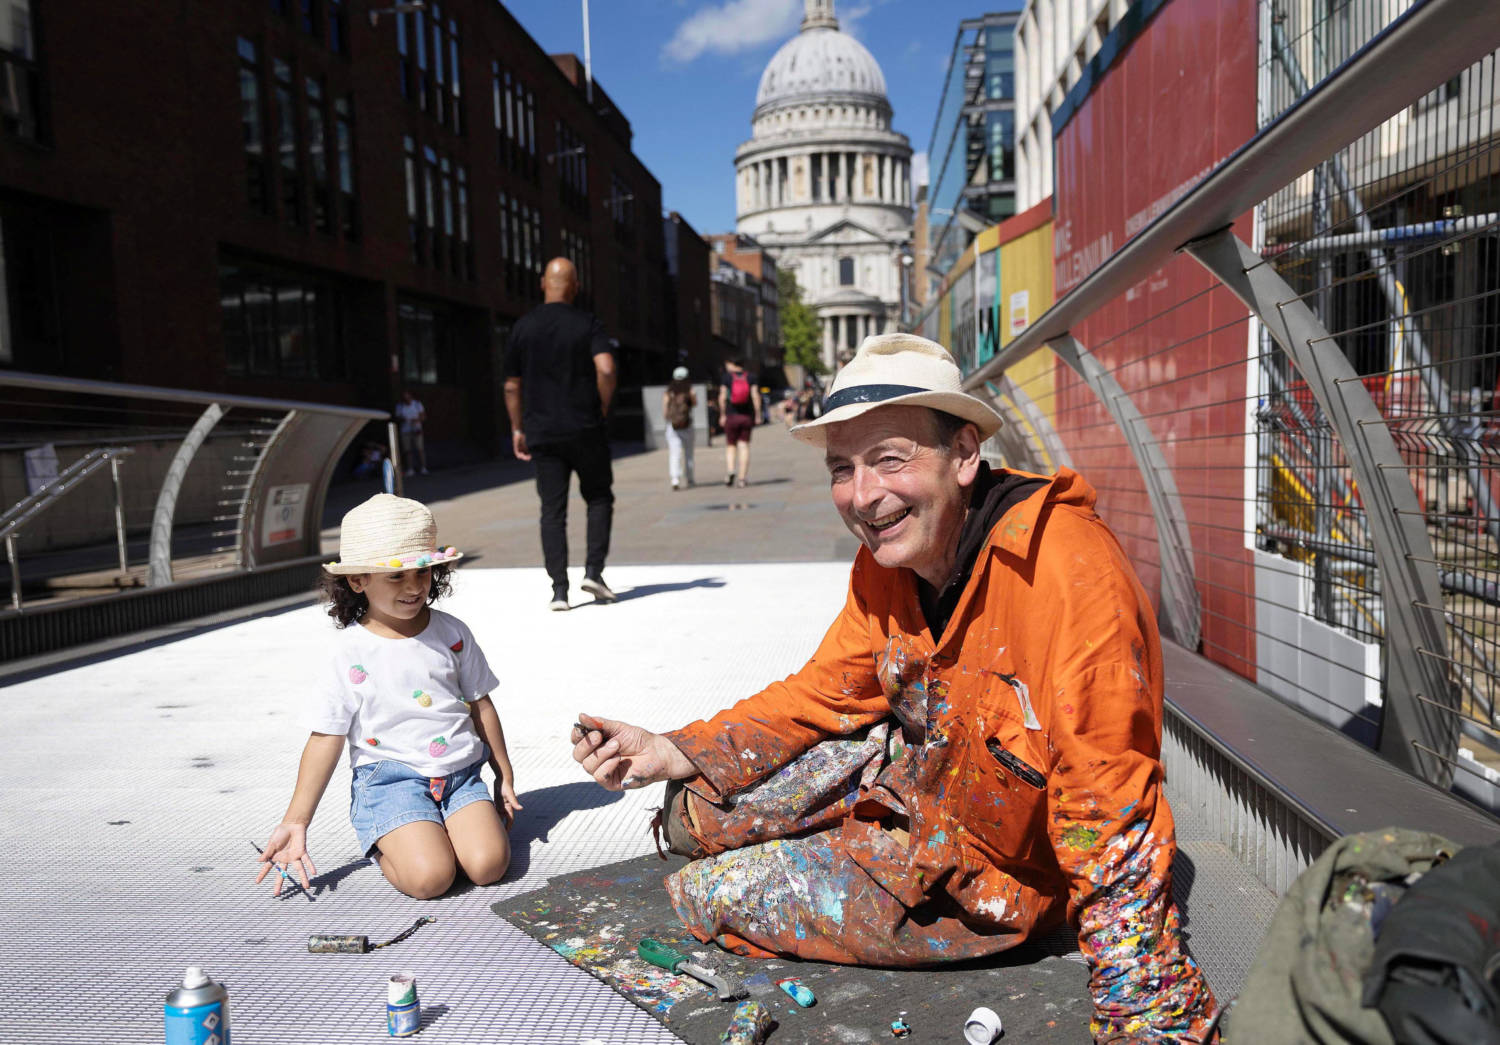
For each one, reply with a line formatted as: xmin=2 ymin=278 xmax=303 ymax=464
xmin=506 ymin=0 xmax=1022 ymax=236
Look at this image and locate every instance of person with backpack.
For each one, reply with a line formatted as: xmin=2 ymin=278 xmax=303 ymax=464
xmin=718 ymin=358 xmax=762 ymax=488
xmin=662 ymin=366 xmax=697 ymax=490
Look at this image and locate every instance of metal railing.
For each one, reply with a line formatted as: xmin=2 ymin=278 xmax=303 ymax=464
xmin=0 ymin=372 xmax=386 ymax=651
xmin=1 ymin=446 xmax=133 ymax=610
xmin=963 ymin=0 xmax=1500 ymax=814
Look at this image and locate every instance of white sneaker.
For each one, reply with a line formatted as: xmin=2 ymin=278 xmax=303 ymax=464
xmin=549 ymin=589 xmax=569 ymax=612
xmin=580 ymin=576 xmax=618 ymax=603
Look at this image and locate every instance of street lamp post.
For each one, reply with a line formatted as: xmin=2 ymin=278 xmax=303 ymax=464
xmin=898 ymin=245 xmax=914 ymax=330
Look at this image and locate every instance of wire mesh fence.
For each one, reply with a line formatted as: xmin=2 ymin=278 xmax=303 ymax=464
xmin=969 ymin=6 xmax=1500 ymax=810
xmin=1258 ymin=1 xmax=1500 ymax=803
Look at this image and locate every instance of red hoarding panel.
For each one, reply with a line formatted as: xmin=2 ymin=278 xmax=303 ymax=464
xmin=1050 ymin=0 xmax=1258 ymax=674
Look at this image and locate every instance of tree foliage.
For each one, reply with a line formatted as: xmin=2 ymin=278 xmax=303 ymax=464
xmin=777 ymin=269 xmax=826 ymax=375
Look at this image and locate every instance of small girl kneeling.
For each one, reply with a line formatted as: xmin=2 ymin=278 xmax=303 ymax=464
xmin=255 ymin=493 xmax=521 ymax=899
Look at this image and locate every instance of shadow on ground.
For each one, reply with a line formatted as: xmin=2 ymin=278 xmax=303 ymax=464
xmin=587 ymin=576 xmax=727 ymax=604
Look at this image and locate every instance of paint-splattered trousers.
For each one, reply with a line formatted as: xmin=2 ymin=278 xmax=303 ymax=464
xmin=662 ymin=725 xmax=1034 ymax=966
xmin=660 ymin=727 xmax=1218 ymax=1042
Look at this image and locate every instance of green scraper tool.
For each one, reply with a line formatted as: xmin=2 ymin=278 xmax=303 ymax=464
xmin=638 ymin=938 xmax=746 ymax=1000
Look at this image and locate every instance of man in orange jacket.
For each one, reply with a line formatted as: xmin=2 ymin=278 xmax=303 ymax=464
xmin=572 ymin=334 xmax=1216 ymax=1042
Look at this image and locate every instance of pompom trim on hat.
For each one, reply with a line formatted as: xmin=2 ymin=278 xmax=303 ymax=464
xmin=324 ymin=546 xmax=462 ymax=574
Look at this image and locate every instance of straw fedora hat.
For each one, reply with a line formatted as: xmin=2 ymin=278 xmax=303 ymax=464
xmin=790 ymin=333 xmax=1003 ymax=447
xmin=324 ymin=494 xmax=463 ymax=575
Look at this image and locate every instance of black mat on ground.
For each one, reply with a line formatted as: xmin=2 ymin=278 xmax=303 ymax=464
xmin=490 ymin=853 xmax=1091 ymax=1043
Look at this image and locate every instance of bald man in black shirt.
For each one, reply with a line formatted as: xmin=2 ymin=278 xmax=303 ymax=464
xmin=504 ymin=257 xmax=619 ymax=611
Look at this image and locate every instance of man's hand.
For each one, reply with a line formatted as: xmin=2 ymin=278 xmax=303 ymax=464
xmin=511 ymin=429 xmax=531 ymax=461
xmin=571 ymin=712 xmax=696 ymax=790
xmin=254 ymin=822 xmax=315 ymax=896
xmin=495 ymin=779 xmax=523 ymax=827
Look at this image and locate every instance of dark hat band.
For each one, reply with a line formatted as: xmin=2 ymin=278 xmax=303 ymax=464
xmin=822 ymin=383 xmax=929 ymax=413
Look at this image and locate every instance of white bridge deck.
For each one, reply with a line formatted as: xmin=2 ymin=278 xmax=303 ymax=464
xmin=2 ymin=562 xmax=1273 ymax=1043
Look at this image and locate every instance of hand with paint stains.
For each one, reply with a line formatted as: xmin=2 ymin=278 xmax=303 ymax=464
xmin=571 ymin=712 xmax=697 ymax=791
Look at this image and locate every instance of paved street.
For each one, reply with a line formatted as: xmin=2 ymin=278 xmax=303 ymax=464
xmin=325 ymin=420 xmax=860 ymax=581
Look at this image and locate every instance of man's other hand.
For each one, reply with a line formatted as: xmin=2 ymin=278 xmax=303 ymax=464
xmin=571 ymin=712 xmax=695 ymax=790
xmin=512 ymin=429 xmax=531 ymax=461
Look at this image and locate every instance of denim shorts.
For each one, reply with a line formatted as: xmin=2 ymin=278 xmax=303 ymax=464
xmin=349 ymin=757 xmax=491 ymax=857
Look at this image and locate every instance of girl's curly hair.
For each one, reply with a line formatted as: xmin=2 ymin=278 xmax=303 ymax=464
xmin=318 ymin=563 xmax=455 ymax=628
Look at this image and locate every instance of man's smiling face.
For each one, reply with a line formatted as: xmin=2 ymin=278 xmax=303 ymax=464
xmin=824 ymin=405 xmax=979 ymax=587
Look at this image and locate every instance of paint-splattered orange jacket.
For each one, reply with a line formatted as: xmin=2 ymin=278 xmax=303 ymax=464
xmin=667 ymin=468 xmax=1213 ymax=1041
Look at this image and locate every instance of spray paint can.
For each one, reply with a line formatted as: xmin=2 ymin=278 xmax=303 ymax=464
xmin=386 ymin=973 xmax=420 ymax=1037
xmin=164 ymin=966 xmax=230 ymax=1045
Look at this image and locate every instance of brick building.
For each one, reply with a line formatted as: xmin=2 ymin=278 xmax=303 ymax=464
xmin=0 ymin=0 xmax=670 ymax=457
xmin=663 ymin=211 xmax=713 ymax=380
xmin=704 ymin=232 xmax=779 ymax=370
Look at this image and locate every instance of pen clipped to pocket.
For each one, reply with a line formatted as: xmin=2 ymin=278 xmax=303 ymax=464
xmin=985 ymin=738 xmax=1046 ymax=789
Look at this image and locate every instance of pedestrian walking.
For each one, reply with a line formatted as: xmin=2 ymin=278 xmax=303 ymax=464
xmin=394 ymin=390 xmax=428 ymax=476
xmin=503 ymin=257 xmax=619 ymax=612
xmin=662 ymin=366 xmax=697 ymax=491
xmin=718 ymin=358 xmax=761 ymax=488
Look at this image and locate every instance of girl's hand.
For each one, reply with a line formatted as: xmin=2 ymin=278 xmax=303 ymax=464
xmin=254 ymin=822 xmax=316 ymax=895
xmin=496 ymin=780 xmax=523 ymax=827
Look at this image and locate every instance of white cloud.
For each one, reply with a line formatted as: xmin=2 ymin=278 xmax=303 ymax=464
xmin=662 ymin=0 xmax=800 ymax=64
xmin=838 ymin=3 xmax=872 ymax=39
xmin=912 ymin=151 xmax=929 ymax=189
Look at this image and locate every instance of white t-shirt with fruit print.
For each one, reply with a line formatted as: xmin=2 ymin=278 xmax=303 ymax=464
xmin=309 ymin=609 xmax=499 ymax=775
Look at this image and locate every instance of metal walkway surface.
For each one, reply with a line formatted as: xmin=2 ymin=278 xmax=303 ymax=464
xmin=1 ymin=562 xmax=1276 ymax=1043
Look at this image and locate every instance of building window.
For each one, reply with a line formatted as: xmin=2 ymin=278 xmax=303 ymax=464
xmin=555 ymin=120 xmax=588 ymax=215
xmin=237 ymin=38 xmax=269 ymax=214
xmin=985 ymin=109 xmax=1014 ymax=183
xmin=273 ymin=58 xmax=301 ymax=226
xmin=220 ymin=258 xmax=347 ymax=380
xmin=499 ymin=191 xmax=542 ymax=300
xmin=455 ymin=165 xmax=472 ymax=279
xmin=397 ymin=9 xmax=414 ymax=99
xmin=299 ymin=0 xmax=320 ymax=39
xmin=329 ymin=0 xmax=348 ymax=56
xmin=984 ymin=37 xmax=1013 ymax=99
xmin=610 ymin=173 xmax=635 ymax=242
xmin=419 ymin=8 xmax=462 ymax=133
xmin=439 ymin=155 xmax=454 ymax=273
xmin=429 ymin=3 xmax=446 ymax=125
xmin=447 ymin=16 xmax=462 ymax=133
xmin=397 ymin=298 xmax=456 ymax=384
xmin=492 ymin=62 xmax=537 ymax=181
xmin=1 ymin=0 xmax=41 ymax=144
xmin=839 ymin=256 xmax=855 ymax=286
xmin=411 ymin=7 xmax=429 ymax=112
xmin=404 ymin=135 xmax=420 ymax=262
xmin=562 ymin=227 xmax=592 ymax=309
xmin=335 ymin=95 xmax=358 ymax=238
xmin=423 ymin=144 xmax=439 ymax=263
xmin=306 ymin=77 xmax=331 ymax=233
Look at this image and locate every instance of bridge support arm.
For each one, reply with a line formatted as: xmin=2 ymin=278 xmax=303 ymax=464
xmin=1182 ymin=227 xmax=1457 ymax=786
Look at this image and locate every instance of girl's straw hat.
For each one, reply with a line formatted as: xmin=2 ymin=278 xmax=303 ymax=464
xmin=790 ymin=333 xmax=1003 ymax=447
xmin=324 ymin=494 xmax=463 ymax=575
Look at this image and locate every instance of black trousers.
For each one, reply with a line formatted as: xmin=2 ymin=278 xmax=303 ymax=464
xmin=531 ymin=429 xmax=614 ymax=589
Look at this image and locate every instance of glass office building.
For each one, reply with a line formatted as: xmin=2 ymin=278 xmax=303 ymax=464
xmin=925 ymin=12 xmax=1019 ymax=292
